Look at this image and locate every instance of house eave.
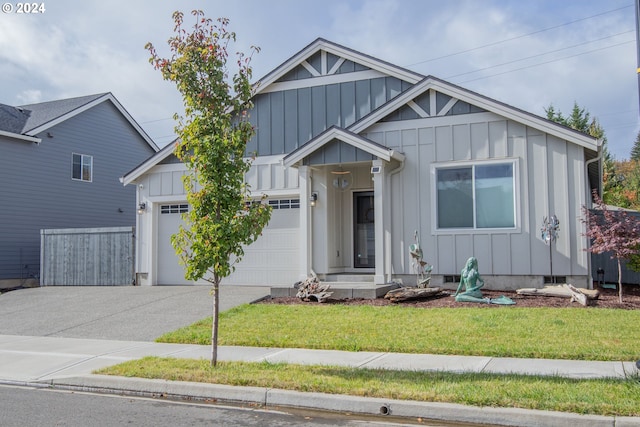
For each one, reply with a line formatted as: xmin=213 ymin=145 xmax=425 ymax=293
xmin=0 ymin=129 xmax=41 ymax=144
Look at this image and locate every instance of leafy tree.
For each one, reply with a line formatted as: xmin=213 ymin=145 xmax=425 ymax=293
xmin=545 ymin=102 xmax=619 ymax=204
xmin=582 ymin=191 xmax=640 ymax=303
xmin=630 ymin=131 xmax=640 ymax=161
xmin=146 ymin=11 xmax=271 ymax=366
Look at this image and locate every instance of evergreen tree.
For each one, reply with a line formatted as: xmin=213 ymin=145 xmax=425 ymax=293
xmin=630 ymin=131 xmax=640 ymax=161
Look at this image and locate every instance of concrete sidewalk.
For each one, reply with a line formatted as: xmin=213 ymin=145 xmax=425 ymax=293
xmin=0 ymin=334 xmax=638 ymax=427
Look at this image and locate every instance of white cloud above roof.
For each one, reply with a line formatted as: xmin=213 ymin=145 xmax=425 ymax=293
xmin=0 ymin=0 xmax=637 ymax=158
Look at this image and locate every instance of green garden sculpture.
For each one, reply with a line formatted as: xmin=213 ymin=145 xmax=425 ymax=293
xmin=454 ymin=257 xmax=515 ymax=305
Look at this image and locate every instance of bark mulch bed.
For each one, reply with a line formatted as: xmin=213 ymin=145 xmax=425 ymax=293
xmin=260 ymin=285 xmax=640 ymax=310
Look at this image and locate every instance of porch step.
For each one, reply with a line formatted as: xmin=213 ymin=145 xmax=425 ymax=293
xmin=321 ymin=274 xmax=374 ymax=283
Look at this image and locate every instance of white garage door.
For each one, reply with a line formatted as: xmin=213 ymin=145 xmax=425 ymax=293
xmin=156 ymin=200 xmax=300 ymax=286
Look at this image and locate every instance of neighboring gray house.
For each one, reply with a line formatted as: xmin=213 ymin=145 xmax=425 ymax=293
xmin=0 ymin=93 xmax=158 ymax=287
xmin=122 ymin=38 xmax=602 ymax=289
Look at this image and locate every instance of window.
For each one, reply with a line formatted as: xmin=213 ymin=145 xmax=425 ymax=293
xmin=72 ymin=153 xmax=92 ymax=182
xmin=268 ymin=199 xmax=300 ymax=209
xmin=435 ymin=161 xmax=516 ymax=229
xmin=160 ymin=204 xmax=189 ymax=214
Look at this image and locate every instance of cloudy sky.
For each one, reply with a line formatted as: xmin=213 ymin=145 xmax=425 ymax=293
xmin=1 ymin=0 xmax=637 ymax=159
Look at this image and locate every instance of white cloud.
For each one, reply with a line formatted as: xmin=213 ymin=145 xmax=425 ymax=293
xmin=0 ymin=0 xmax=637 ymax=157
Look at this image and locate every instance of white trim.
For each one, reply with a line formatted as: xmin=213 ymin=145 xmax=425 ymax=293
xmin=254 ymin=39 xmax=423 ymax=96
xmin=120 ymin=142 xmax=177 ymax=185
xmin=260 ymin=70 xmax=387 ymax=94
xmin=348 ymin=77 xmax=597 ymax=150
xmin=328 ymin=58 xmax=345 ymax=75
xmin=301 ymin=60 xmax=321 ymax=77
xmin=407 ymin=100 xmax=429 ymax=118
xmin=0 ymin=130 xmax=41 ymax=143
xmin=366 ymin=111 xmax=503 ymax=133
xmin=71 ymin=152 xmax=93 ymax=182
xmin=437 ymin=97 xmax=458 ymax=116
xmin=26 ymin=93 xmax=159 ymax=152
xmin=283 ymin=128 xmax=404 ymax=168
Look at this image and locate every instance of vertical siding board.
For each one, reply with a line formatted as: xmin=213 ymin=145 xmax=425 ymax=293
xmin=355 ymin=80 xmax=371 ymax=121
xmin=435 ymin=126 xmax=452 ymax=161
xmin=270 ymin=91 xmax=285 ymax=154
xmin=547 ymin=134 xmax=571 ymax=275
xmin=470 ymin=122 xmax=489 ymax=160
xmin=256 ymin=95 xmax=271 ymax=155
xmin=528 ymin=134 xmax=550 ymax=275
xmin=298 ymin=88 xmax=312 ymax=147
xmin=311 ymin=86 xmax=326 ymax=136
xmin=326 ymin=84 xmax=341 ymax=128
xmin=284 ymin=90 xmax=298 ymax=152
xmin=452 ymin=124 xmax=470 ymax=160
xmin=568 ymin=144 xmax=587 ymax=275
xmin=340 ymin=81 xmax=356 ymax=127
xmin=40 ymin=227 xmax=134 ymax=286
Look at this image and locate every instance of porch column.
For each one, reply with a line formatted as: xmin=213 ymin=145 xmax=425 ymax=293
xmin=298 ymin=165 xmax=312 ymax=280
xmin=372 ymin=159 xmax=387 ymax=284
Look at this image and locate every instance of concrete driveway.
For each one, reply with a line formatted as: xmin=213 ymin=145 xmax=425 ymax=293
xmin=0 ymin=285 xmax=269 ymax=341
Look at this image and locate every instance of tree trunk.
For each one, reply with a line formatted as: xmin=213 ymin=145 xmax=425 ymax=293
xmin=617 ymin=259 xmax=624 ymax=304
xmin=211 ymin=277 xmax=220 ymax=367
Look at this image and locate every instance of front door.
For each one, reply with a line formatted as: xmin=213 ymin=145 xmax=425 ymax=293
xmin=353 ymin=191 xmax=375 ymax=268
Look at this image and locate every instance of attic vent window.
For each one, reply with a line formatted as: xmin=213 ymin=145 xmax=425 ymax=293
xmin=72 ymin=153 xmax=92 ymax=182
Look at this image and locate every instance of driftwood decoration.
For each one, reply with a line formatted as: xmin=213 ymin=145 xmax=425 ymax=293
xmin=294 ymin=277 xmax=333 ymax=303
xmin=516 ymin=284 xmax=599 ymax=306
xmin=384 ymin=286 xmax=444 ymax=303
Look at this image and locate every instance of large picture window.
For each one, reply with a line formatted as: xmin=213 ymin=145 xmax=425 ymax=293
xmin=436 ymin=162 xmax=515 ymax=229
xmin=72 ymin=153 xmax=93 ymax=182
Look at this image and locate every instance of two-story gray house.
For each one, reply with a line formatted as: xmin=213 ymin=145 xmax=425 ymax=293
xmin=122 ymin=39 xmax=602 ymax=290
xmin=0 ymin=93 xmax=158 ymax=288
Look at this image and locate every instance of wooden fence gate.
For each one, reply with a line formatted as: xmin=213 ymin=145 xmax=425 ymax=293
xmin=40 ymin=227 xmax=134 ymax=286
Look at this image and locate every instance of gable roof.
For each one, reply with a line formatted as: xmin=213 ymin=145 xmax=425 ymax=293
xmin=254 ymin=38 xmax=424 ymax=95
xmin=19 ymin=93 xmax=107 ymax=134
xmin=18 ymin=93 xmax=159 ymax=151
xmin=348 ymin=76 xmax=599 ymax=151
xmin=283 ymin=126 xmax=404 ymax=168
xmin=120 ymin=139 xmax=177 ymax=185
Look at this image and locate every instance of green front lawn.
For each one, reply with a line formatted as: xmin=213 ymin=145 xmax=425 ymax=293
xmin=157 ymin=304 xmax=640 ymax=361
xmin=96 ymin=304 xmax=640 ymax=417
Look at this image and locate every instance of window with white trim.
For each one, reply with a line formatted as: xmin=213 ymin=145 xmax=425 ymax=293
xmin=72 ymin=153 xmax=92 ymax=182
xmin=160 ymin=204 xmax=189 ymax=214
xmin=268 ymin=199 xmax=300 ymax=209
xmin=435 ymin=161 xmax=516 ymax=229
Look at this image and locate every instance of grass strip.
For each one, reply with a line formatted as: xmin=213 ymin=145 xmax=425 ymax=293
xmin=156 ymin=305 xmax=640 ymax=361
xmin=96 ymin=357 xmax=640 ymax=417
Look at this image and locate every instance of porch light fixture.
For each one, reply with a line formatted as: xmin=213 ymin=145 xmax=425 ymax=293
xmin=137 ymin=202 xmax=146 ymax=214
xmin=331 ymin=167 xmax=352 ymax=191
xmin=309 ymin=192 xmax=318 ymax=207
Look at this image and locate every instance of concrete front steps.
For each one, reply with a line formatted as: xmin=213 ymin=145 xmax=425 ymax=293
xmin=270 ymin=274 xmax=398 ymax=300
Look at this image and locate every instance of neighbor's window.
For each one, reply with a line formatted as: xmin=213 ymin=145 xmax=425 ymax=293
xmin=72 ymin=153 xmax=93 ymax=182
xmin=436 ymin=162 xmax=515 ymax=229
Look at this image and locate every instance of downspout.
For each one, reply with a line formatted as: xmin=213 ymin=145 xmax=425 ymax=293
xmin=584 ymin=139 xmax=603 ymax=289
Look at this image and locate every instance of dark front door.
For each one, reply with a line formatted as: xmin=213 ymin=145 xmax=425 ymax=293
xmin=354 ymin=191 xmax=375 ymax=268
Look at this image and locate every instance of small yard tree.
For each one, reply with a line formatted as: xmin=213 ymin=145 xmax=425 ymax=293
xmin=582 ymin=191 xmax=640 ymax=303
xmin=146 ymin=11 xmax=271 ymax=366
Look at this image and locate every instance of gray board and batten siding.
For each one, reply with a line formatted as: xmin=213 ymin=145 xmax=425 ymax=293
xmin=40 ymin=227 xmax=134 ymax=286
xmin=245 ymin=57 xmax=413 ymax=157
xmin=0 ymin=100 xmax=156 ymax=282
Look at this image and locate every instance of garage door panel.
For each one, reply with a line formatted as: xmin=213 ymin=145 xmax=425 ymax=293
xmin=157 ymin=202 xmax=299 ymax=286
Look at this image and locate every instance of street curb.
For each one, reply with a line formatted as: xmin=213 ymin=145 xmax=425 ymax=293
xmin=37 ymin=375 xmax=640 ymax=427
